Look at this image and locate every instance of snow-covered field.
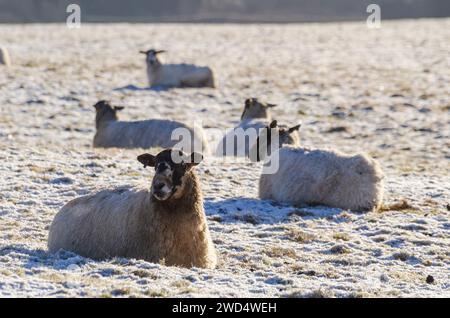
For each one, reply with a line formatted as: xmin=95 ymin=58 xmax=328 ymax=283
xmin=0 ymin=19 xmax=449 ymax=297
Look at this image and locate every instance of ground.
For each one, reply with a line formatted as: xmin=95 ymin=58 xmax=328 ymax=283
xmin=0 ymin=19 xmax=449 ymax=297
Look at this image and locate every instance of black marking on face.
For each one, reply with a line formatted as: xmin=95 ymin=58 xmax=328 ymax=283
xmin=151 ymin=149 xmax=192 ymax=198
xmin=156 ymin=162 xmax=170 ymax=173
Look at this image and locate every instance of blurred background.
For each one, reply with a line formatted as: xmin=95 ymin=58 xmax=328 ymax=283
xmin=1 ymin=0 xmax=449 ymax=23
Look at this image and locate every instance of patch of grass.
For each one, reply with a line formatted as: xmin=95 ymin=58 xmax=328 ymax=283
xmin=325 ymin=126 xmax=350 ymax=133
xmin=288 ymin=229 xmax=315 ymax=243
xmin=379 ymin=199 xmax=418 ymax=212
xmin=0 ymin=269 xmax=12 ymax=276
xmin=327 ymin=258 xmax=353 ymax=266
xmin=345 ymin=291 xmax=370 ymax=298
xmin=171 ymin=280 xmax=191 ymax=289
xmin=329 ymin=245 xmax=351 ymax=254
xmin=372 ymin=236 xmax=386 ymax=242
xmin=119 ymin=170 xmax=141 ymax=177
xmin=146 ymin=289 xmax=169 ymax=297
xmin=111 ymin=287 xmax=131 ymax=296
xmin=132 ymin=269 xmax=157 ymax=279
xmin=287 ymin=288 xmax=335 ymax=298
xmin=234 ymin=213 xmax=260 ymax=225
xmin=332 ymin=233 xmax=350 ymax=241
xmin=393 ymin=252 xmax=412 ymax=262
xmin=264 ymin=246 xmax=297 ymax=259
xmin=422 ymin=259 xmax=433 ymax=266
xmin=261 ymin=256 xmax=273 ymax=266
xmin=39 ymin=272 xmax=66 ymax=282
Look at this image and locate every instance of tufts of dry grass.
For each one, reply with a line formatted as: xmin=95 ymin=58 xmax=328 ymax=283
xmin=286 ymin=288 xmax=335 ymax=298
xmin=288 ymin=229 xmax=315 ymax=243
xmin=332 ymin=233 xmax=350 ymax=241
xmin=392 ymin=252 xmax=414 ymax=262
xmin=379 ymin=199 xmax=419 ymax=212
xmin=329 ymin=245 xmax=352 ymax=254
xmin=264 ymin=246 xmax=297 ymax=259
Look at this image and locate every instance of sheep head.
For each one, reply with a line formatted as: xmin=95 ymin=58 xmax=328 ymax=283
xmin=240 ymin=98 xmax=277 ymax=120
xmin=250 ymin=120 xmax=301 ymax=162
xmin=140 ymin=49 xmax=166 ymax=66
xmin=138 ymin=149 xmax=203 ymax=201
xmin=93 ymin=100 xmax=123 ymax=127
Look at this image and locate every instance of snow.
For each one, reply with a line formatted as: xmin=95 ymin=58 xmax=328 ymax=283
xmin=0 ymin=19 xmax=449 ymax=297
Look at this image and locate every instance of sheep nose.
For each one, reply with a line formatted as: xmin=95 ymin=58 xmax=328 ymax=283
xmin=154 ymin=183 xmax=165 ymax=191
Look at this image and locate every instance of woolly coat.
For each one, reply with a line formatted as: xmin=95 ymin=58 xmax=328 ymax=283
xmin=48 ymin=171 xmax=217 ymax=269
xmin=94 ymin=118 xmax=208 ymax=154
xmin=259 ymin=146 xmax=384 ymax=212
xmin=147 ymin=63 xmax=215 ymax=88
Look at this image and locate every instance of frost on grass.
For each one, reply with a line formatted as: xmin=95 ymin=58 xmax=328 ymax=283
xmin=0 ymin=20 xmax=449 ymax=297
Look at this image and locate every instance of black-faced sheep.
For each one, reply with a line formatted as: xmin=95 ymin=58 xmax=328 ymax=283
xmin=255 ymin=123 xmax=384 ymax=211
xmin=140 ymin=49 xmax=215 ymax=88
xmin=215 ymin=98 xmax=299 ymax=157
xmin=93 ymin=100 xmax=208 ymax=154
xmin=0 ymin=47 xmax=11 ymax=66
xmin=48 ymin=149 xmax=217 ymax=269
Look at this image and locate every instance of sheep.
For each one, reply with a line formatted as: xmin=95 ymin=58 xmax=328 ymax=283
xmin=93 ymin=100 xmax=209 ymax=154
xmin=48 ymin=148 xmax=217 ymax=269
xmin=215 ymin=98 xmax=299 ymax=157
xmin=248 ymin=120 xmax=301 ymax=162
xmin=140 ymin=49 xmax=215 ymax=88
xmin=257 ymin=140 xmax=384 ymax=212
xmin=0 ymin=47 xmax=11 ymax=66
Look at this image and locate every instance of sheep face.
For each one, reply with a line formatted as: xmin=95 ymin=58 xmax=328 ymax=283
xmin=138 ymin=149 xmax=202 ymax=201
xmin=140 ymin=49 xmax=165 ymax=67
xmin=93 ymin=100 xmax=123 ymax=127
xmin=252 ymin=120 xmax=301 ymax=161
xmin=278 ymin=124 xmax=301 ymax=147
xmin=240 ymin=98 xmax=276 ymax=120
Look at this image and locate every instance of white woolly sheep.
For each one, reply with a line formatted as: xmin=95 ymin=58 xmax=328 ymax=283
xmin=140 ymin=49 xmax=215 ymax=88
xmin=0 ymin=47 xmax=11 ymax=66
xmin=93 ymin=100 xmax=209 ymax=154
xmin=215 ymin=98 xmax=300 ymax=157
xmin=48 ymin=149 xmax=217 ymax=269
xmin=258 ymin=144 xmax=384 ymax=212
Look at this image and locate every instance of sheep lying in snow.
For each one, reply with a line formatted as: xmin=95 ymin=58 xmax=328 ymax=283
xmin=215 ymin=98 xmax=300 ymax=157
xmin=140 ymin=49 xmax=215 ymax=88
xmin=0 ymin=47 xmax=11 ymax=66
xmin=48 ymin=149 xmax=217 ymax=269
xmin=93 ymin=100 xmax=208 ymax=154
xmin=255 ymin=124 xmax=384 ymax=211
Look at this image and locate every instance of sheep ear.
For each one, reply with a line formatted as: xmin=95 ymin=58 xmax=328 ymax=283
xmin=137 ymin=154 xmax=155 ymax=168
xmin=269 ymin=120 xmax=278 ymax=129
xmin=93 ymin=100 xmax=107 ymax=109
xmin=266 ymin=103 xmax=277 ymax=108
xmin=288 ymin=124 xmax=301 ymax=133
xmin=139 ymin=50 xmax=148 ymax=55
xmin=184 ymin=152 xmax=203 ymax=170
xmin=155 ymin=50 xmax=166 ymax=54
xmin=114 ymin=106 xmax=125 ymax=111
